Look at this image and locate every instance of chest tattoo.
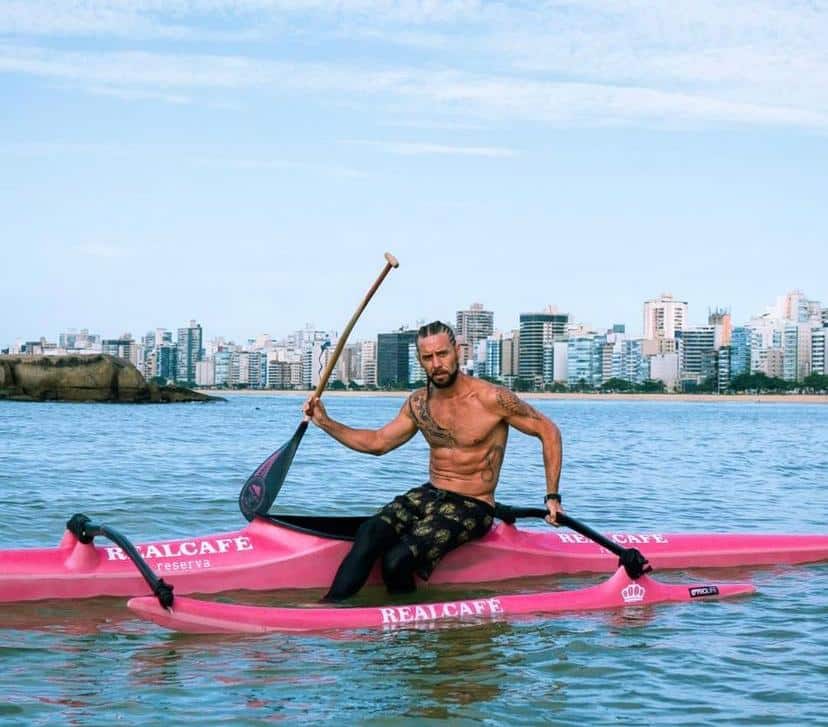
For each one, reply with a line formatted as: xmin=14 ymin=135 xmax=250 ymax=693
xmin=411 ymin=393 xmax=456 ymax=448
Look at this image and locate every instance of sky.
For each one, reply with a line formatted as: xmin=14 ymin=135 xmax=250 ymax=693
xmin=1 ymin=1 xmax=826 ymax=348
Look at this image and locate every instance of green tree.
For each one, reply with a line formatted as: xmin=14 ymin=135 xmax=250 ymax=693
xmin=638 ymin=379 xmax=666 ymax=393
xmin=730 ymin=372 xmax=792 ymax=393
xmin=803 ymin=373 xmax=828 ymax=393
xmin=601 ymin=378 xmax=632 ymax=392
xmin=696 ymin=376 xmax=717 ymax=393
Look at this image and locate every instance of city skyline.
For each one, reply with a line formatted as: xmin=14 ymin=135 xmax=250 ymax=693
xmin=7 ymin=287 xmax=826 ymax=393
xmin=2 ymin=4 xmax=827 ymax=350
xmin=4 ymin=287 xmax=823 ymax=353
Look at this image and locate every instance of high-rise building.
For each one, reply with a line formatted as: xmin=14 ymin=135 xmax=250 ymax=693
xmin=566 ymin=335 xmax=605 ymax=389
xmin=519 ymin=309 xmax=568 ymax=387
xmin=552 ymin=341 xmax=568 ymax=384
xmin=643 ymin=294 xmax=688 ymax=340
xmin=812 ymin=328 xmax=827 ymax=375
xmin=195 ymin=359 xmax=215 ymax=387
xmin=782 ymin=323 xmax=812 ymax=382
xmin=377 ymin=329 xmax=417 ymax=388
xmin=677 ymin=327 xmax=717 ymax=383
xmin=359 ymin=340 xmax=377 ymax=387
xmin=156 ymin=343 xmax=178 ymax=382
xmin=484 ymin=336 xmax=502 ymax=381
xmin=288 ymin=325 xmax=330 ymax=352
xmin=303 ymin=338 xmax=338 ymax=389
xmin=729 ymin=327 xmax=751 ymax=380
xmin=774 ymin=290 xmax=812 ymax=323
xmin=542 ymin=343 xmax=555 ymax=385
xmin=708 ymin=307 xmax=732 ymax=347
xmin=501 ymin=331 xmax=519 ymax=379
xmin=455 ymin=335 xmax=473 ymax=371
xmin=238 ymin=351 xmax=267 ymax=387
xmin=408 ymin=343 xmax=426 ymax=385
xmin=59 ymin=328 xmax=101 ymax=351
xmin=765 ymin=349 xmax=784 ymax=379
xmin=456 ymin=303 xmax=494 ymax=359
xmin=746 ymin=315 xmax=782 ymax=375
xmin=267 ymin=361 xmax=293 ymax=389
xmin=612 ymin=339 xmax=646 ymax=385
xmin=717 ymin=347 xmax=731 ymax=393
xmin=214 ymin=351 xmax=232 ymax=387
xmin=176 ymin=320 xmax=203 ymax=386
xmin=649 ymin=353 xmax=679 ymax=391
xmin=102 ymin=336 xmax=138 ymax=366
xmin=336 ymin=344 xmax=356 ymax=386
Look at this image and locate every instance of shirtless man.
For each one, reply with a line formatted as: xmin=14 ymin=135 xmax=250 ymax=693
xmin=303 ymin=320 xmax=563 ymax=601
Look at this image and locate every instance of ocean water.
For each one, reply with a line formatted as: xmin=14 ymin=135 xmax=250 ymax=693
xmin=1 ymin=395 xmax=826 ymax=725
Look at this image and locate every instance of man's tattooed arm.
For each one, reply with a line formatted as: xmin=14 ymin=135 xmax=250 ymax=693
xmin=495 ymin=388 xmax=541 ymax=420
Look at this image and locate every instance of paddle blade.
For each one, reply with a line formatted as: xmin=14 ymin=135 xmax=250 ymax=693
xmin=238 ymin=421 xmax=309 ymax=521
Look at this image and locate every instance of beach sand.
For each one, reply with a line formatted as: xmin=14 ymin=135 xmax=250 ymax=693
xmin=196 ymin=389 xmax=828 ymax=404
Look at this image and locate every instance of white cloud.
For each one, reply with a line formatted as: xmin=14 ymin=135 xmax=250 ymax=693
xmin=1 ymin=1 xmax=826 ymax=129
xmin=2 ymin=43 xmax=826 ymax=129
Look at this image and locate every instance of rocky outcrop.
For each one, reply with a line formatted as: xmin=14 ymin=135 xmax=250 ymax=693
xmin=0 ymin=355 xmax=223 ymax=403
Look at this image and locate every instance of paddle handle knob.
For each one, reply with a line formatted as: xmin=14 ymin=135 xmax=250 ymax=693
xmin=384 ymin=252 xmax=400 ymax=268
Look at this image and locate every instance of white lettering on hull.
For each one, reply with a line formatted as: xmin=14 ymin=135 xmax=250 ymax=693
xmin=380 ymin=598 xmax=504 ymax=625
xmin=555 ymin=533 xmax=668 ymax=545
xmin=103 ymin=536 xmax=254 ymax=573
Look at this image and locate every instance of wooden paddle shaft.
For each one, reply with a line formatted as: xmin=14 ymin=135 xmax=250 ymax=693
xmin=312 ymin=252 xmax=399 ymax=398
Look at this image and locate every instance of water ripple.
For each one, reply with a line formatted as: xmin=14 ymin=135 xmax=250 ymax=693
xmin=1 ymin=396 xmax=827 ymax=724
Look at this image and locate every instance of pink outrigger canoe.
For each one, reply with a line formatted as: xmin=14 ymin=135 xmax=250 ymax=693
xmin=3 ymin=513 xmax=828 ymax=603
xmin=127 ymin=567 xmax=755 ymax=634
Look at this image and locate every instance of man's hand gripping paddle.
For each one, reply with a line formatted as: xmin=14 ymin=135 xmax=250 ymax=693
xmin=238 ymin=252 xmax=400 ymax=521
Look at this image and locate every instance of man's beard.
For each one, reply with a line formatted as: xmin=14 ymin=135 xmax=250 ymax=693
xmin=427 ymin=365 xmax=460 ymax=389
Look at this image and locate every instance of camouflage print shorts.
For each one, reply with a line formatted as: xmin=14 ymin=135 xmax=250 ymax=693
xmin=377 ymin=483 xmax=495 ymax=580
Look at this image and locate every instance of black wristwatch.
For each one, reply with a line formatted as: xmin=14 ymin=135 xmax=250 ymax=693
xmin=544 ymin=492 xmax=562 ymax=504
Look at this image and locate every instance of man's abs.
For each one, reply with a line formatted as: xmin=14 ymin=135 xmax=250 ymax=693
xmin=428 ymin=441 xmax=506 ymax=505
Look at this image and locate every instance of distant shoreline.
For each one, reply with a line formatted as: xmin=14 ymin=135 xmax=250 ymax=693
xmin=196 ymin=389 xmax=828 ymax=404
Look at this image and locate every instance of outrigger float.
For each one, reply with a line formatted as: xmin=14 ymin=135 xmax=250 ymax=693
xmin=127 ymin=565 xmax=755 ymax=634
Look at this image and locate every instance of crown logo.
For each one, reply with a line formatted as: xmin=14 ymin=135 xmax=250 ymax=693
xmin=621 ymin=582 xmax=646 ymax=603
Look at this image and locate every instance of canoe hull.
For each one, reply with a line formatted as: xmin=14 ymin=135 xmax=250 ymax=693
xmin=2 ymin=516 xmax=826 ymax=603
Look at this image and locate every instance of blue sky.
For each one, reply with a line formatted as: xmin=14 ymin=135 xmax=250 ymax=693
xmin=1 ymin=1 xmax=826 ymax=347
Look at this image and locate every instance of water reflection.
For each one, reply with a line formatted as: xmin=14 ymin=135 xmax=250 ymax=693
xmin=0 ymin=598 xmax=134 ymax=635
xmin=386 ymin=623 xmax=510 ymax=717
